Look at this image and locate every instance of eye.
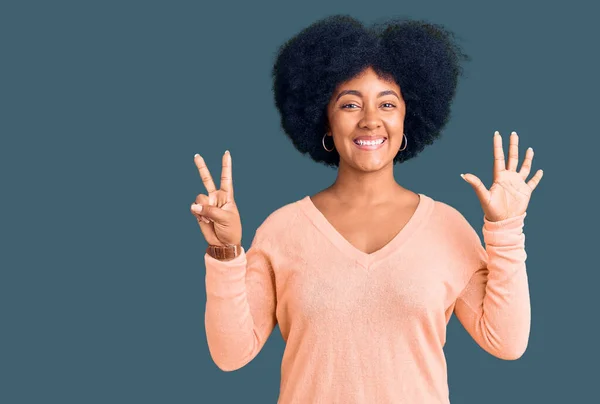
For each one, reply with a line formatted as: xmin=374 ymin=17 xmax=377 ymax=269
xmin=341 ymin=103 xmax=396 ymax=109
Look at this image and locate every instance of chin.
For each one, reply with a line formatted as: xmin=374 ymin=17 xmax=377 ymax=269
xmin=353 ymin=158 xmax=389 ymax=171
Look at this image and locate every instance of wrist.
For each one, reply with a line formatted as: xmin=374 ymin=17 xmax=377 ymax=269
xmin=206 ymin=243 xmax=242 ymax=261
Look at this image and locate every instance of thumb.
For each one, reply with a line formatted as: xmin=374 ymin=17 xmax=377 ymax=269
xmin=460 ymin=173 xmax=490 ymax=204
xmin=195 ymin=203 xmax=230 ymax=224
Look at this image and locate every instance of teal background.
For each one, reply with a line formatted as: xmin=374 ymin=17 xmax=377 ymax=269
xmin=1 ymin=0 xmax=596 ymax=403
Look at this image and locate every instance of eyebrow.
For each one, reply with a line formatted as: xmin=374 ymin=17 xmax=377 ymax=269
xmin=335 ymin=89 xmax=400 ymax=102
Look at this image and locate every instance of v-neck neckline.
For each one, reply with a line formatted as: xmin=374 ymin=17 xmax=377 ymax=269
xmin=297 ymin=192 xmax=433 ymax=269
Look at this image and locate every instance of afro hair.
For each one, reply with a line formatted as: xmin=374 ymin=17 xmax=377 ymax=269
xmin=271 ymin=14 xmax=471 ymax=168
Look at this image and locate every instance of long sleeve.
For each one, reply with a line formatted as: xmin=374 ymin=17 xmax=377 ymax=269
xmin=454 ymin=211 xmax=530 ymax=360
xmin=204 ymin=224 xmax=278 ymax=371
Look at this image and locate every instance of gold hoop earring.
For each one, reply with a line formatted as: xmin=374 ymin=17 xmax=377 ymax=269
xmin=399 ymin=133 xmax=407 ymax=151
xmin=322 ymin=132 xmax=334 ymax=152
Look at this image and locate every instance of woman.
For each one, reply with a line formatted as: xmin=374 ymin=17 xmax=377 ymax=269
xmin=190 ymin=15 xmax=543 ymax=404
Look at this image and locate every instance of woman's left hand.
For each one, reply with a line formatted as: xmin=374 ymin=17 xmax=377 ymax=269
xmin=461 ymin=131 xmax=544 ymax=222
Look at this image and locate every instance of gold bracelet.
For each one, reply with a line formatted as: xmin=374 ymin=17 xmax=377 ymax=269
xmin=206 ymin=243 xmax=242 ymax=260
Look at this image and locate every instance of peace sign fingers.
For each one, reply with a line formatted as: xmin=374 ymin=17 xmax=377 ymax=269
xmin=194 ymin=151 xmax=235 ymax=205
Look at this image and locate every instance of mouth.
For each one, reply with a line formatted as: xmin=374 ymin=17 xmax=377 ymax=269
xmin=353 ymin=137 xmax=387 ymax=150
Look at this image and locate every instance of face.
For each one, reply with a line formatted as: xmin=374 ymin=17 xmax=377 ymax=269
xmin=326 ymin=66 xmax=406 ymax=172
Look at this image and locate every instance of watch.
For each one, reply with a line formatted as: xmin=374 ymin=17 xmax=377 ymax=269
xmin=206 ymin=243 xmax=242 ymax=260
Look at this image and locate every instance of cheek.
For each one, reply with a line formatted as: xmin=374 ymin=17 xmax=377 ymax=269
xmin=334 ymin=115 xmax=359 ymax=130
xmin=389 ymin=113 xmax=405 ymax=126
xmin=386 ymin=117 xmax=404 ymax=133
xmin=387 ymin=130 xmax=406 ymax=151
xmin=389 ymin=119 xmax=405 ymax=138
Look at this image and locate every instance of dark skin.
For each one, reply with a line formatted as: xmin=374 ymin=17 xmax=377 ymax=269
xmin=191 ymin=69 xmax=544 ymax=255
xmin=189 ymin=66 xmax=417 ymax=255
xmin=310 ymin=66 xmax=420 ymax=255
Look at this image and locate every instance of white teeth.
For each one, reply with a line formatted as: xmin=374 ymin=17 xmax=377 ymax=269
xmin=355 ymin=138 xmax=385 ymax=146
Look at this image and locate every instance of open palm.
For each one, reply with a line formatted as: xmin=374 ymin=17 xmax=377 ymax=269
xmin=462 ymin=131 xmax=544 ymax=222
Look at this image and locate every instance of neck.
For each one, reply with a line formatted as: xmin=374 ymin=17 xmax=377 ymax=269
xmin=327 ymin=161 xmax=406 ymax=207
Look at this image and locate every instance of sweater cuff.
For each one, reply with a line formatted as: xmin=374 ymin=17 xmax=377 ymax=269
xmin=204 ymin=247 xmax=248 ymax=298
xmin=482 ymin=212 xmax=526 ymax=246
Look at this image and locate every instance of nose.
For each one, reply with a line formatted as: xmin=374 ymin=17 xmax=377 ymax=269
xmin=358 ymin=104 xmax=382 ymax=130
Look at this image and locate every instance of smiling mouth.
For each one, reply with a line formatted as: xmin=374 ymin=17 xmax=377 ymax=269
xmin=353 ymin=138 xmax=387 ymax=150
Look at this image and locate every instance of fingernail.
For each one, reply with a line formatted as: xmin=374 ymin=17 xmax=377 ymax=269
xmin=194 ymin=154 xmax=199 ymax=158
xmin=192 ymin=204 xmax=202 ymax=212
xmin=225 ymin=150 xmax=229 ymax=154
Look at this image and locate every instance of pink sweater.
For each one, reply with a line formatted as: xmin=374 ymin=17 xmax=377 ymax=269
xmin=204 ymin=193 xmax=530 ymax=403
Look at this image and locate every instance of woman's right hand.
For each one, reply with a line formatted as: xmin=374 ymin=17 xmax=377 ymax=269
xmin=190 ymin=150 xmax=242 ymax=247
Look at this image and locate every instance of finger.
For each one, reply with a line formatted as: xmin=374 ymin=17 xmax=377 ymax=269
xmin=221 ymin=150 xmax=233 ymax=200
xmin=519 ymin=147 xmax=534 ymax=180
xmin=195 ymin=193 xmax=207 ymax=204
xmin=493 ymin=131 xmax=506 ymax=181
xmin=462 ymin=173 xmax=491 ymax=206
xmin=507 ymin=131 xmax=519 ymax=171
xmin=527 ymin=169 xmax=544 ymax=192
xmin=194 ymin=203 xmax=230 ymax=224
xmin=193 ymin=194 xmax=212 ymax=223
xmin=194 ymin=154 xmax=217 ymax=195
xmin=191 ymin=203 xmax=211 ymax=223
